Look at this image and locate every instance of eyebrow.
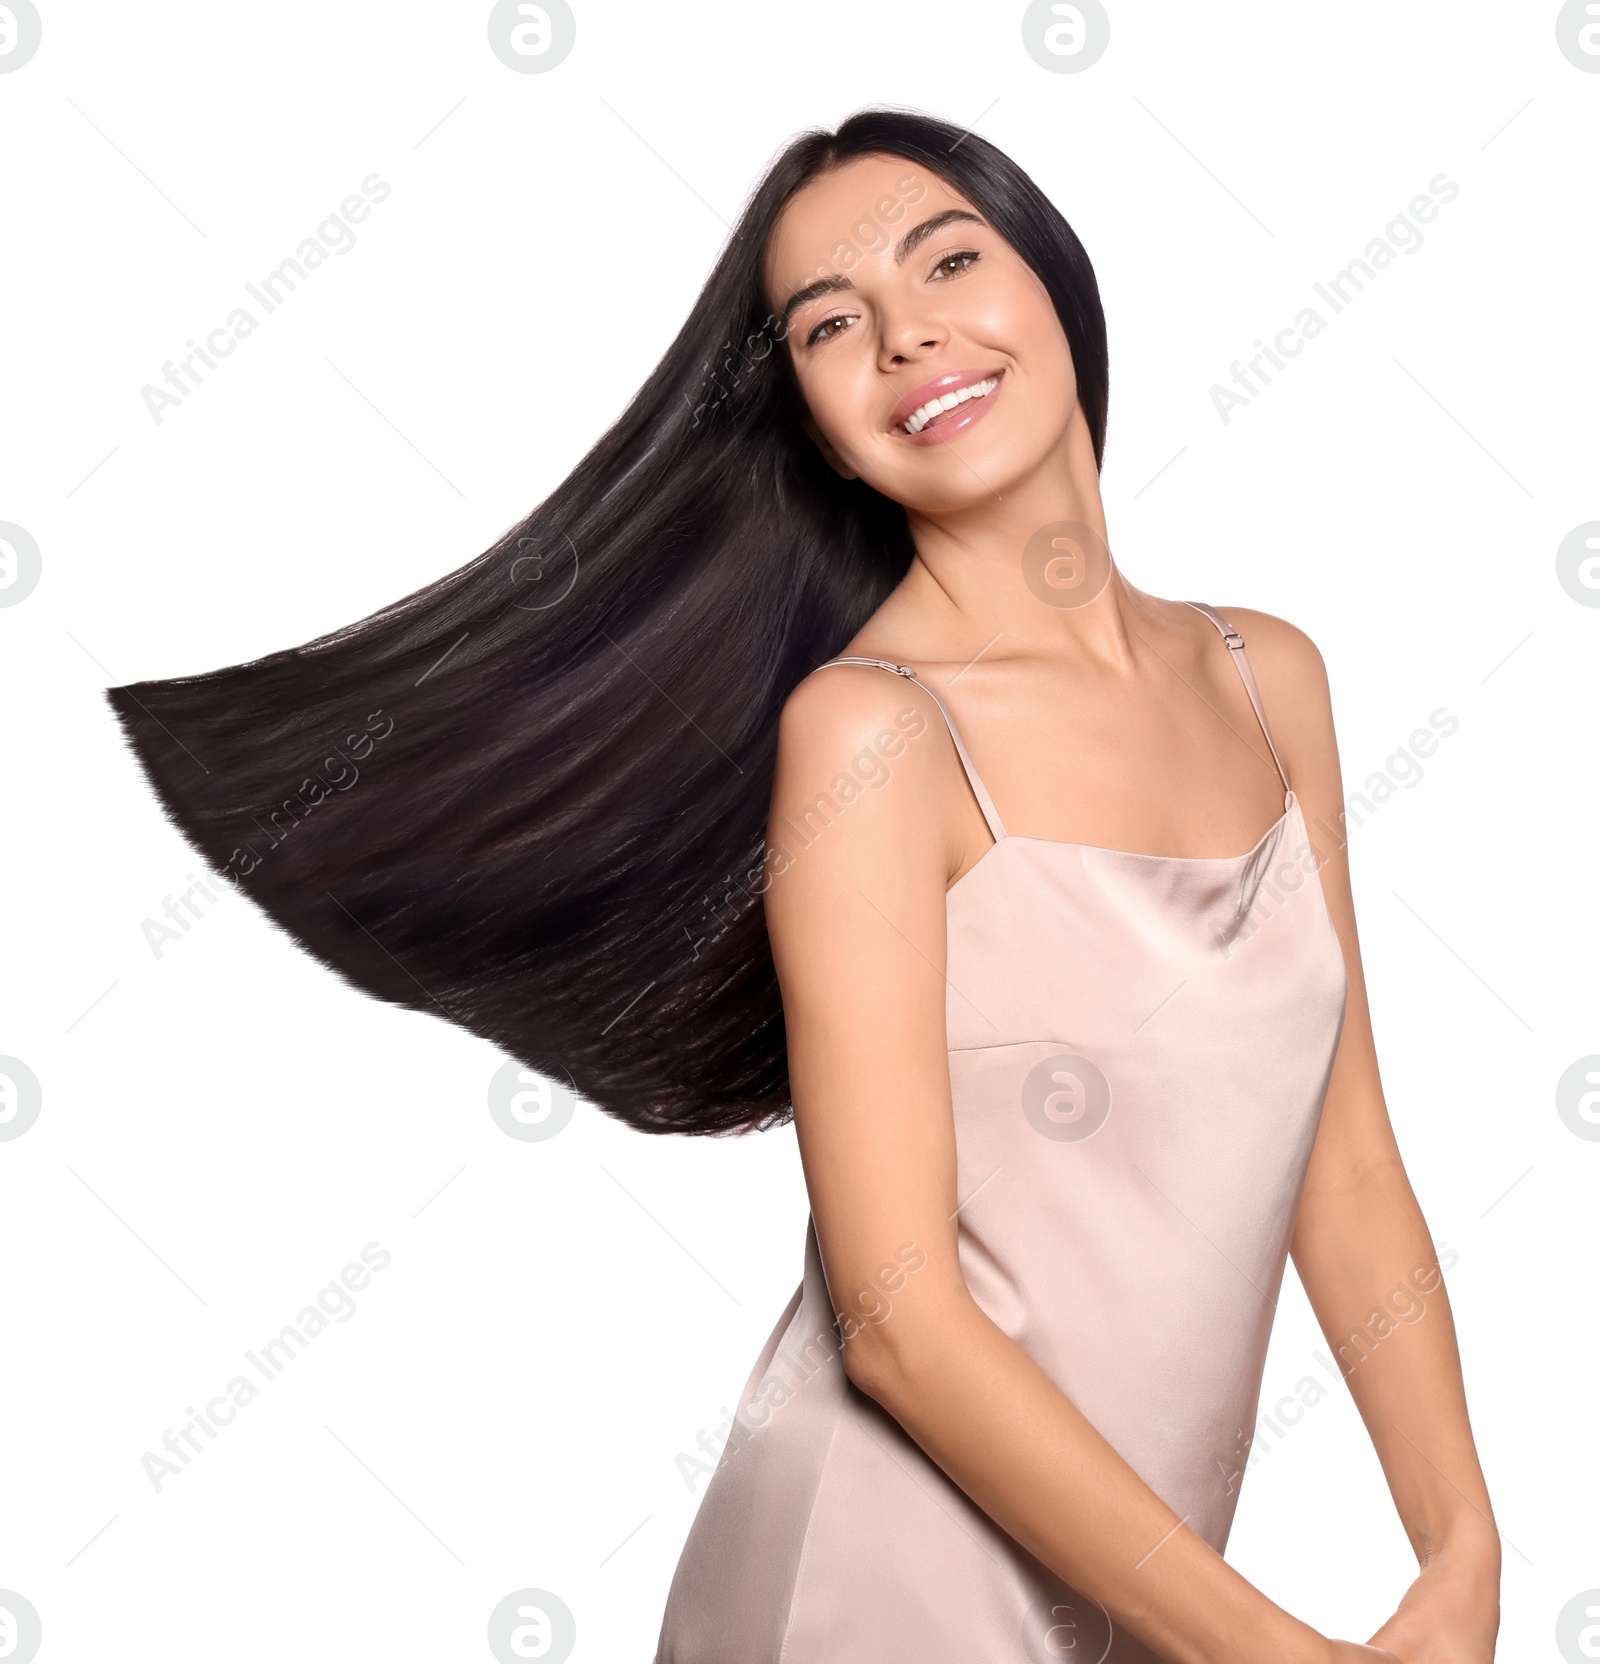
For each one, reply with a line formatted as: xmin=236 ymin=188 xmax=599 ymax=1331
xmin=777 ymin=208 xmax=988 ymax=331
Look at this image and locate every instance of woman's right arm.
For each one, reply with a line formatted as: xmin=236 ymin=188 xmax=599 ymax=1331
xmin=763 ymin=668 xmax=1394 ymax=1664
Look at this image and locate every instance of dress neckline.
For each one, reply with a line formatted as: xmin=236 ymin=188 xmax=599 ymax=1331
xmin=809 ymin=604 xmax=1298 ymax=896
xmin=947 ymin=789 xmax=1297 ymax=899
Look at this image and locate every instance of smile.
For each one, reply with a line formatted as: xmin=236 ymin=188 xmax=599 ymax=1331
xmin=893 ymin=372 xmax=1003 ymax=439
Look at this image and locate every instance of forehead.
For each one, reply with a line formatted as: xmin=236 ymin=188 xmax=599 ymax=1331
xmin=761 ymin=153 xmax=977 ymax=303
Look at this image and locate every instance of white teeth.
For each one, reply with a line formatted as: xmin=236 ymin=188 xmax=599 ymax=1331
xmin=900 ymin=376 xmax=999 ymax=435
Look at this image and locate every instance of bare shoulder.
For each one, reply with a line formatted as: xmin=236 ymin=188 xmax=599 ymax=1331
xmin=1149 ymin=594 xmax=1329 ymax=699
xmin=778 ymin=660 xmax=926 ymax=749
xmin=776 ymin=662 xmax=952 ymax=796
xmin=1211 ymin=604 xmax=1329 ymax=682
xmin=1203 ymin=603 xmax=1342 ymax=802
xmin=771 ymin=662 xmax=967 ymax=893
xmin=1210 ymin=603 xmax=1333 ymax=725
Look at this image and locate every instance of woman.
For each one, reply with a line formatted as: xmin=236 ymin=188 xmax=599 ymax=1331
xmin=107 ymin=110 xmax=1499 ymax=1660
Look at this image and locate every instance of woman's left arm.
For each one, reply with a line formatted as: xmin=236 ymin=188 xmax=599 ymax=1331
xmin=1238 ymin=610 xmax=1502 ymax=1663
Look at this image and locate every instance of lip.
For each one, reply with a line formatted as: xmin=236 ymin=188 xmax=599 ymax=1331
xmin=888 ymin=367 xmax=1005 ymax=442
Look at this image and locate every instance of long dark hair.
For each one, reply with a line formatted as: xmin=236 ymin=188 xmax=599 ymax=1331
xmin=105 ymin=107 xmax=1109 ymax=1137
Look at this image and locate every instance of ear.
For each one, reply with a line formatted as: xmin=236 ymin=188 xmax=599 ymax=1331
xmin=801 ymin=411 xmax=859 ymax=482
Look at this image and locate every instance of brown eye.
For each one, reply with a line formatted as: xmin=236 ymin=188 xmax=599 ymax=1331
xmin=806 ymin=314 xmax=852 ymax=346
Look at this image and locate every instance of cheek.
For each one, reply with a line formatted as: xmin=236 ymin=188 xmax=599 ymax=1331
xmin=800 ymin=363 xmax=877 ymax=453
xmin=987 ymin=268 xmax=1073 ymax=370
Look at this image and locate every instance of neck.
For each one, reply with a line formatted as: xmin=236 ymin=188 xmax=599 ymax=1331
xmin=888 ymin=416 xmax=1150 ymax=670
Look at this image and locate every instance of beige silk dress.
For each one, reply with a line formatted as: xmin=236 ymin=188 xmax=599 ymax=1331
xmin=654 ymin=601 xmax=1350 ymax=1663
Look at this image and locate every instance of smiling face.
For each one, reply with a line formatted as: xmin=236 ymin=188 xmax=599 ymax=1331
xmin=762 ymin=152 xmax=1082 ymax=516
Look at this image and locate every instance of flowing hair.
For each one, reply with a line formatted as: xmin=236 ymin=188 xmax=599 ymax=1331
xmin=105 ymin=106 xmax=1109 ymax=1137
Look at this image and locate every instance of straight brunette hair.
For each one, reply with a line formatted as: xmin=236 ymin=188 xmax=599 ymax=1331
xmin=106 ymin=106 xmax=1109 ymax=1137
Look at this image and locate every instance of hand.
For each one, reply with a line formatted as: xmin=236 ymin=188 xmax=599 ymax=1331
xmin=1362 ymin=1530 xmax=1502 ymax=1663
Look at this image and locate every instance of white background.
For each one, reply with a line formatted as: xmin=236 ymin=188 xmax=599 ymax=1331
xmin=2 ymin=2 xmax=1595 ymax=1659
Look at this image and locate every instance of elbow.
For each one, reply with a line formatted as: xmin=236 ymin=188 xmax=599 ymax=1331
xmin=839 ymin=1292 xmax=973 ymax=1406
xmin=841 ymin=1330 xmax=892 ymax=1399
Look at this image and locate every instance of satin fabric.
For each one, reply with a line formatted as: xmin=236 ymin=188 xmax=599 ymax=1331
xmin=655 ymin=602 xmax=1349 ymax=1662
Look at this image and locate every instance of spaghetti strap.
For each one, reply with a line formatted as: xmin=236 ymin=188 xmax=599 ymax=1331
xmin=808 ymin=657 xmax=1008 ymax=843
xmin=1181 ymin=601 xmax=1291 ymax=794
